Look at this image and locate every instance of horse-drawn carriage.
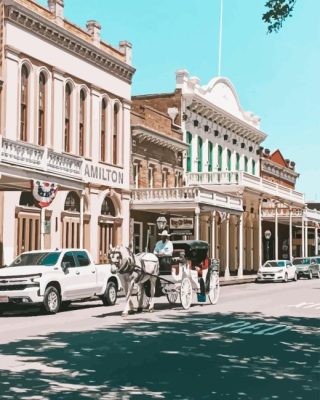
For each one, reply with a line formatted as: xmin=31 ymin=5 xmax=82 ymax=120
xmin=109 ymin=240 xmax=220 ymax=315
xmin=143 ymin=240 xmax=220 ymax=310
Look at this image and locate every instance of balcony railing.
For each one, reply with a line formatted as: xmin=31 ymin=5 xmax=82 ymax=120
xmin=186 ymin=171 xmax=304 ymax=204
xmin=132 ymin=186 xmax=243 ymax=212
xmin=0 ymin=138 xmax=83 ymax=180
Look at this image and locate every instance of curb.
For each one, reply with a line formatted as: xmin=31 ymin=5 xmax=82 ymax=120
xmin=220 ymin=277 xmax=256 ymax=286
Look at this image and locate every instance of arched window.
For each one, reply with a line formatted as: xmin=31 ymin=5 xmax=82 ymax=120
xmin=101 ymin=197 xmax=116 ymax=216
xmin=38 ymin=72 xmax=46 ymax=146
xmin=208 ymin=141 xmax=213 ymax=172
xmin=101 ymin=98 xmax=107 ymax=162
xmin=218 ymin=145 xmax=223 ymax=171
xmin=64 ymin=83 xmax=72 ymax=153
xmin=20 ymin=65 xmax=29 ymax=141
xmin=79 ymin=89 xmax=86 ymax=156
xmin=244 ymin=156 xmax=248 ymax=173
xmin=186 ymin=132 xmax=192 ymax=172
xmin=19 ymin=192 xmax=38 ymax=207
xmin=64 ymin=191 xmax=80 ymax=212
xmin=197 ymin=136 xmax=203 ymax=172
xmin=252 ymin=160 xmax=256 ymax=175
xmin=113 ymin=103 xmax=119 ymax=164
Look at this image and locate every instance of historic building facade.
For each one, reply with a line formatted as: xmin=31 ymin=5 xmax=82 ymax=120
xmin=130 ymin=70 xmax=319 ymax=275
xmin=0 ymin=0 xmax=134 ymax=264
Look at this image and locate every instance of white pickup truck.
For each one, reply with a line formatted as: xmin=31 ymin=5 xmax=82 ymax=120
xmin=0 ymin=249 xmax=122 ymax=314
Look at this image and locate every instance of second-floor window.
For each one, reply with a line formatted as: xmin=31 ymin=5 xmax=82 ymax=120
xmin=20 ymin=65 xmax=29 ymax=141
xmin=64 ymin=83 xmax=72 ymax=153
xmin=101 ymin=98 xmax=107 ymax=162
xmin=227 ymin=149 xmax=232 ymax=171
xmin=113 ymin=103 xmax=119 ymax=165
xmin=252 ymin=160 xmax=256 ymax=175
xmin=175 ymin=172 xmax=183 ymax=187
xmin=133 ymin=163 xmax=139 ymax=188
xmin=148 ymin=166 xmax=154 ymax=188
xmin=244 ymin=156 xmax=248 ymax=173
xmin=187 ymin=132 xmax=192 ymax=172
xmin=208 ymin=141 xmax=213 ymax=172
xmin=162 ymin=169 xmax=168 ymax=188
xmin=198 ymin=137 xmax=203 ymax=172
xmin=79 ymin=89 xmax=86 ymax=156
xmin=236 ymin=153 xmax=240 ymax=171
xmin=38 ymin=72 xmax=46 ymax=146
xmin=218 ymin=145 xmax=223 ymax=171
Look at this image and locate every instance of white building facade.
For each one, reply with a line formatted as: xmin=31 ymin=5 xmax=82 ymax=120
xmin=131 ymin=70 xmax=319 ymax=276
xmin=0 ymin=0 xmax=134 ymax=264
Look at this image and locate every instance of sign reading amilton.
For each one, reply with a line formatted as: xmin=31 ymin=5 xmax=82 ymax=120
xmin=83 ymin=161 xmax=126 ymax=189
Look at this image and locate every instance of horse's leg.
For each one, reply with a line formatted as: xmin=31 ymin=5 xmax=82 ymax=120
xmin=148 ymin=277 xmax=157 ymax=312
xmin=137 ymin=283 xmax=145 ymax=312
xmin=123 ymin=278 xmax=135 ymax=316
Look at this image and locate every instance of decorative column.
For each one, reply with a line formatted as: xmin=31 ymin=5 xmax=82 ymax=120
xmin=258 ymin=200 xmax=262 ymax=268
xmin=40 ymin=207 xmax=46 ymax=250
xmin=79 ymin=191 xmax=84 ymax=248
xmin=301 ymin=211 xmax=305 ymax=257
xmin=194 ymin=207 xmax=200 ymax=240
xmin=249 ymin=217 xmax=254 ymax=270
xmin=289 ymin=207 xmax=293 ymax=260
xmin=210 ymin=211 xmax=216 ymax=258
xmin=305 ymin=217 xmax=308 ymax=258
xmin=275 ymin=204 xmax=279 ymax=259
xmin=224 ymin=213 xmax=230 ymax=278
xmin=238 ymin=213 xmax=244 ymax=277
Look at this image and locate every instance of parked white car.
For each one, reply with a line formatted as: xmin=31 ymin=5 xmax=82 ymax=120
xmin=256 ymin=260 xmax=297 ymax=283
xmin=0 ymin=249 xmax=122 ymax=314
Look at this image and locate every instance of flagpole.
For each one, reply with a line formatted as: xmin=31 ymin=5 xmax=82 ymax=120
xmin=218 ymin=0 xmax=223 ymax=76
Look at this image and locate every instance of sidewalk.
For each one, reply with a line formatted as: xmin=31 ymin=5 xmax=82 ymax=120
xmin=220 ymin=274 xmax=257 ymax=286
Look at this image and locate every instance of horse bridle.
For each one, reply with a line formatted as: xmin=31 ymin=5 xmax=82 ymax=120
xmin=109 ymin=248 xmax=137 ymax=274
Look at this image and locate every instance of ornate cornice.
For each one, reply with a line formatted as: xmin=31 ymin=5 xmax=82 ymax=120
xmin=5 ymin=3 xmax=135 ymax=84
xmin=261 ymin=159 xmax=299 ymax=184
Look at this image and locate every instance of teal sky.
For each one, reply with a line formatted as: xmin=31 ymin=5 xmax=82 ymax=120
xmin=38 ymin=0 xmax=320 ymax=201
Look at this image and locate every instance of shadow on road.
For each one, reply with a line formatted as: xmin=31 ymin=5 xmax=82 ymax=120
xmin=0 ymin=312 xmax=319 ymax=399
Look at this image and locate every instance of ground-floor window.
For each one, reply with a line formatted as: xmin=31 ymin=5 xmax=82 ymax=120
xmin=62 ymin=216 xmax=80 ymax=248
xmin=99 ymin=223 xmax=115 ymax=263
xmin=17 ymin=213 xmax=40 ymax=254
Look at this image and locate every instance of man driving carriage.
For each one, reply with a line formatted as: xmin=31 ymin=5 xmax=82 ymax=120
xmin=153 ymin=230 xmax=173 ymax=274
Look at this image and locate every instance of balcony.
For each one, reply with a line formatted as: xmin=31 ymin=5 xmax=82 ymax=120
xmin=0 ymin=137 xmax=83 ymax=180
xmin=131 ymin=186 xmax=243 ymax=213
xmin=186 ymin=171 xmax=304 ymax=205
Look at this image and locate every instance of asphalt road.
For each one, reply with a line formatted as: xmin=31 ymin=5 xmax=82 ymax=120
xmin=0 ymin=279 xmax=319 ymax=399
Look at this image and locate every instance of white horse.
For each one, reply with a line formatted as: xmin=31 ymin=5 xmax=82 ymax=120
xmin=109 ymin=246 xmax=160 ymax=316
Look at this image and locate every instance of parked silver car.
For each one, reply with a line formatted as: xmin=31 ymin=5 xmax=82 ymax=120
xmin=292 ymin=257 xmax=320 ymax=279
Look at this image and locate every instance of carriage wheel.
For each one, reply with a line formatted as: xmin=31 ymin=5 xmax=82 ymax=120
xmin=137 ymin=286 xmax=150 ymax=309
xmin=167 ymin=290 xmax=178 ymax=304
xmin=180 ymin=277 xmax=192 ymax=310
xmin=208 ymin=272 xmax=220 ymax=305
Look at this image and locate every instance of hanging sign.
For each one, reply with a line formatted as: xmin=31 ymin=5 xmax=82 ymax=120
xmin=32 ymin=180 xmax=58 ymax=208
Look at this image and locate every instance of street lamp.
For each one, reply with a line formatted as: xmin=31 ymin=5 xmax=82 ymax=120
xmin=264 ymin=229 xmax=272 ymax=260
xmin=156 ymin=216 xmax=167 ymax=232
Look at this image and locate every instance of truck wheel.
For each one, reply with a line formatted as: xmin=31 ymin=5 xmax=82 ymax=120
xmin=101 ymin=281 xmax=117 ymax=306
xmin=43 ymin=286 xmax=61 ymax=314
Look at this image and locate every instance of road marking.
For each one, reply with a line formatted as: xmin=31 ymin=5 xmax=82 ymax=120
xmin=208 ymin=320 xmax=291 ymax=335
xmin=288 ymin=302 xmax=320 ymax=309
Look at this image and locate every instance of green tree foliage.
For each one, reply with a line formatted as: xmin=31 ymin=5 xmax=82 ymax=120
xmin=262 ymin=0 xmax=297 ymax=33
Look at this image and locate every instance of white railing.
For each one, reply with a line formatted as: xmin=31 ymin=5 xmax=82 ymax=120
xmin=305 ymin=208 xmax=320 ymax=222
xmin=0 ymin=138 xmax=83 ymax=179
xmin=132 ymin=187 xmax=198 ymax=202
xmin=186 ymin=171 xmax=305 ymax=204
xmin=1 ymin=138 xmax=45 ymax=168
xmin=131 ymin=186 xmax=243 ymax=211
xmin=47 ymin=150 xmax=83 ymax=178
